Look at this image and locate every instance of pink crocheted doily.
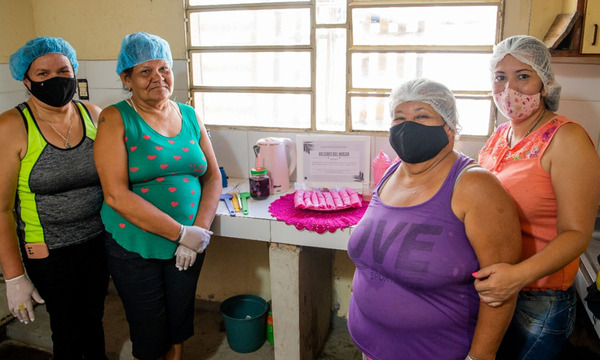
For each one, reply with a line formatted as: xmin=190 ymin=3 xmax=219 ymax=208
xmin=268 ymin=193 xmax=369 ymax=234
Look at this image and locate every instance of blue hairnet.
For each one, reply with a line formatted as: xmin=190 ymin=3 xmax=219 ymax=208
xmin=490 ymin=35 xmax=561 ymax=111
xmin=9 ymin=37 xmax=79 ymax=81
xmin=389 ymin=78 xmax=461 ymax=132
xmin=116 ymin=32 xmax=173 ymax=75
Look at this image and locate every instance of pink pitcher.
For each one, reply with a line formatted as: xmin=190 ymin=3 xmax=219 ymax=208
xmin=253 ymin=137 xmax=297 ymax=193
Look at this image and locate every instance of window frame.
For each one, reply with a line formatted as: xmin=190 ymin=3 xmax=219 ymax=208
xmin=186 ymin=0 xmax=504 ymax=138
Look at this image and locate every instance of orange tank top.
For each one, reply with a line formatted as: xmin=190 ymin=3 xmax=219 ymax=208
xmin=478 ymin=115 xmax=577 ymax=290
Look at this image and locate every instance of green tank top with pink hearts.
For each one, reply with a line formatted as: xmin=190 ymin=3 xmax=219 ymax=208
xmin=100 ymin=100 xmax=207 ymax=259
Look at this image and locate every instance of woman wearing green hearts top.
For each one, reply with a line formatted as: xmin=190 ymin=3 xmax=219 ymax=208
xmin=94 ymin=32 xmax=222 ymax=360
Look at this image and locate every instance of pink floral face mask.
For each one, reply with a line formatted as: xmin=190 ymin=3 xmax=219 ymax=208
xmin=493 ymin=88 xmax=541 ymax=120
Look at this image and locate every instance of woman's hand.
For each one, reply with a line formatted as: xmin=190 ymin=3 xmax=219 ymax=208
xmin=174 ymin=244 xmax=197 ymax=271
xmin=179 ymin=225 xmax=212 ymax=253
xmin=5 ymin=274 xmax=44 ymax=324
xmin=473 ymin=263 xmax=524 ymax=307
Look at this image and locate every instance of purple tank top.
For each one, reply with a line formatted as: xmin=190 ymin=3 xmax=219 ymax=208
xmin=347 ymin=153 xmax=479 ymax=360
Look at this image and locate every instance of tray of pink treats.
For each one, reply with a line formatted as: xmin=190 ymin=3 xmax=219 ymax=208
xmin=293 ymin=187 xmax=363 ymax=211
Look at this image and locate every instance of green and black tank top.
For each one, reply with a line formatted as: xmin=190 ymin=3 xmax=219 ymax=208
xmin=100 ymin=100 xmax=207 ymax=259
xmin=15 ymin=101 xmax=104 ymax=249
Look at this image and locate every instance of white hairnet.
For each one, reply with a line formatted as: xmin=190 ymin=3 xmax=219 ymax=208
xmin=388 ymin=78 xmax=460 ymax=131
xmin=490 ymin=35 xmax=561 ymax=111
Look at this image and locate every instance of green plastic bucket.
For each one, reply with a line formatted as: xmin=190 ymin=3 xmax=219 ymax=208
xmin=220 ymin=294 xmax=268 ymax=353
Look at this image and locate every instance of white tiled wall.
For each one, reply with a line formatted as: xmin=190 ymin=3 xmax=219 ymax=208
xmin=0 ymin=59 xmax=189 ymax=113
xmin=0 ymin=64 xmax=27 ymax=111
xmin=2 ymin=60 xmax=599 ymax=177
xmin=554 ymin=63 xmax=600 ymax=148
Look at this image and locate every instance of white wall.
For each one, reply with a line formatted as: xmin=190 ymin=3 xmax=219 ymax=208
xmin=554 ymin=63 xmax=600 ymax=148
xmin=0 ymin=60 xmax=189 ymax=112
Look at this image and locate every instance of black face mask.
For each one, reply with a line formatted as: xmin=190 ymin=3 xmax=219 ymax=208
xmin=389 ymin=121 xmax=449 ymax=164
xmin=26 ymin=75 xmax=77 ymax=108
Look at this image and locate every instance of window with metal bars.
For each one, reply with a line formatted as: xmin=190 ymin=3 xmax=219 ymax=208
xmin=186 ymin=0 xmax=503 ymax=136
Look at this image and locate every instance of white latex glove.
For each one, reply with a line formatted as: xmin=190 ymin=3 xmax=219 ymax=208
xmin=5 ymin=274 xmax=44 ymax=324
xmin=179 ymin=225 xmax=212 ymax=253
xmin=175 ymin=244 xmax=197 ymax=271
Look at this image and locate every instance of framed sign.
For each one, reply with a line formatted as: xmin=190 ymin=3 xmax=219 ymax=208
xmin=296 ymin=135 xmax=370 ymax=190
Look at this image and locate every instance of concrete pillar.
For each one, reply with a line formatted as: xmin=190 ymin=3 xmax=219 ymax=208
xmin=269 ymin=243 xmax=333 ymax=360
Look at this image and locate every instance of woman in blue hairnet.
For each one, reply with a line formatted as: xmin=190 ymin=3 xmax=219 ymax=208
xmin=0 ymin=37 xmax=109 ymax=359
xmin=94 ymin=32 xmax=222 ymax=360
xmin=475 ymin=35 xmax=600 ymax=359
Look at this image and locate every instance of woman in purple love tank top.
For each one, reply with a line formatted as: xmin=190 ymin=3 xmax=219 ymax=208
xmin=347 ymin=79 xmax=522 ymax=360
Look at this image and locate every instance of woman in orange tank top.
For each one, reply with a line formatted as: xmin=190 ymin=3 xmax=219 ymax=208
xmin=476 ymin=35 xmax=600 ymax=360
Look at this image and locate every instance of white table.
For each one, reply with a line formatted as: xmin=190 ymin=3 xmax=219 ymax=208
xmin=211 ymin=178 xmax=355 ymax=360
